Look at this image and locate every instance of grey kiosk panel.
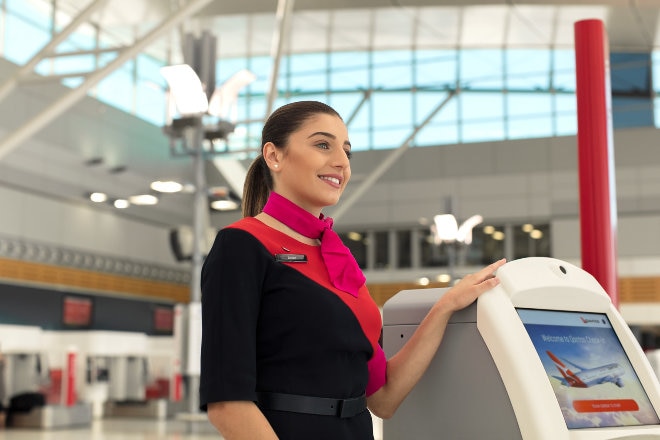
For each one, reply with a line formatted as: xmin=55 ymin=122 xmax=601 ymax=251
xmin=382 ymin=288 xmax=522 ymax=440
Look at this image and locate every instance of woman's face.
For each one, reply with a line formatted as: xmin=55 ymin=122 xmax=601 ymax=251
xmin=268 ymin=113 xmax=352 ymax=215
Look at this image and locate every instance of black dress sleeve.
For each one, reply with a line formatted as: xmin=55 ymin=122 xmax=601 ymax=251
xmin=199 ymin=227 xmax=271 ymax=410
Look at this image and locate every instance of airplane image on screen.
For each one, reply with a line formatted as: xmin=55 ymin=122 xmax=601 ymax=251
xmin=547 ymin=351 xmax=625 ymax=388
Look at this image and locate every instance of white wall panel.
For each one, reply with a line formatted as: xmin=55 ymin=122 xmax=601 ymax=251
xmin=527 ymin=174 xmax=551 ymax=194
xmin=0 ymin=185 xmax=177 ymax=266
xmin=616 ymin=168 xmax=640 ymax=198
xmin=549 ymin=171 xmax=578 ymax=200
xmin=0 ymin=186 xmax=22 ymax=235
xmin=528 ymin=195 xmax=551 ymax=218
xmin=457 ymin=174 xmax=527 ymax=198
xmin=550 ymin=218 xmax=581 ymax=260
xmin=618 ymin=217 xmax=660 ymax=257
xmin=20 ymin=193 xmax=63 ymax=244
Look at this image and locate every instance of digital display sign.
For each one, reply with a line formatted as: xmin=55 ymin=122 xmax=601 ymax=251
xmin=517 ymin=308 xmax=660 ymax=429
xmin=63 ymin=295 xmax=92 ymax=327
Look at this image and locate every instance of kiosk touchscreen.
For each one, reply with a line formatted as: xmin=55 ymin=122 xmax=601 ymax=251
xmin=517 ymin=309 xmax=659 ymax=430
xmin=382 ymin=257 xmax=660 ymax=440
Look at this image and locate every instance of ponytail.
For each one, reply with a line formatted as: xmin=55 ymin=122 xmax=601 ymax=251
xmin=242 ymin=154 xmax=272 ymax=217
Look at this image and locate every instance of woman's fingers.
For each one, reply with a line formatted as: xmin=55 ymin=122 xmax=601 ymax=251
xmin=441 ymin=260 xmax=505 ymax=311
xmin=473 ymin=258 xmax=506 ymax=283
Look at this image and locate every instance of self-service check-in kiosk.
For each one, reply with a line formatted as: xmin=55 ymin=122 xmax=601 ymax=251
xmin=383 ymin=257 xmax=660 ymax=439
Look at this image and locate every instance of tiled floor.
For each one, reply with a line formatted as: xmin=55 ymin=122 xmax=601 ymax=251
xmin=0 ymin=413 xmax=384 ymax=439
xmin=0 ymin=418 xmax=219 ymax=440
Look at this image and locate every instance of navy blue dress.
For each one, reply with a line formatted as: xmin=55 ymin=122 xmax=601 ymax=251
xmin=199 ymin=217 xmax=384 ymax=440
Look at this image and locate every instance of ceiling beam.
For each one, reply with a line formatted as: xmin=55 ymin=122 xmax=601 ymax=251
xmin=332 ymin=89 xmax=458 ymax=222
xmin=0 ymin=0 xmax=215 ymax=162
xmin=265 ymin=0 xmax=295 ymax=117
xmin=0 ymin=0 xmax=109 ymax=104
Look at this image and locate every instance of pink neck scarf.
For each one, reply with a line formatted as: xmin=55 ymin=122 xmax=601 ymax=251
xmin=262 ymin=192 xmax=365 ymax=297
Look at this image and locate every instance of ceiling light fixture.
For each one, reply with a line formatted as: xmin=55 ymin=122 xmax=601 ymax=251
xmin=89 ymin=192 xmax=108 ymax=203
xmin=530 ymin=229 xmax=544 ymax=239
xmin=160 ymin=64 xmax=209 ymax=116
xmin=431 ymin=213 xmax=483 ymax=245
xmin=113 ymin=199 xmax=130 ymax=209
xmin=129 ymin=194 xmax=159 ymax=205
xmin=208 ymin=186 xmax=241 ymax=212
xmin=150 ymin=180 xmax=183 ymax=193
xmin=347 ymin=232 xmax=363 ymax=241
xmin=210 ymin=199 xmax=239 ymax=211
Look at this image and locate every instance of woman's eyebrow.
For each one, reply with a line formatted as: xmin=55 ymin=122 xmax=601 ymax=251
xmin=307 ymin=131 xmax=336 ymax=139
xmin=308 ymin=131 xmax=351 ymax=148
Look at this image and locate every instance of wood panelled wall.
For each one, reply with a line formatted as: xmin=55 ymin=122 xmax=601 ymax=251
xmin=0 ymin=257 xmax=189 ymax=303
xmin=0 ymin=257 xmax=657 ymax=307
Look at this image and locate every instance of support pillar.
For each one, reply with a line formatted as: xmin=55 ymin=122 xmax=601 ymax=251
xmin=574 ymin=19 xmax=619 ymax=308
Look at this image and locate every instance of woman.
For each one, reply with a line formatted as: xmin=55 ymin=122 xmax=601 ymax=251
xmin=200 ymin=100 xmax=505 ymax=439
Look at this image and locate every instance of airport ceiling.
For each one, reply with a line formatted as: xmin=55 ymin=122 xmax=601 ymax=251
xmin=0 ymin=0 xmax=659 ymax=230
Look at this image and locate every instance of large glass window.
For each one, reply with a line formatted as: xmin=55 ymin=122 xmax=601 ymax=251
xmin=96 ymin=63 xmax=135 ymax=114
xmin=416 ymin=91 xmax=459 ymax=146
xmin=420 ymin=229 xmax=448 ymax=267
xmin=461 ymin=93 xmax=505 ymax=143
xmin=416 ymin=50 xmax=457 ymax=89
xmin=554 ymin=93 xmax=578 ymax=135
xmin=12 ymin=2 xmax=642 ymax=143
xmin=4 ymin=10 xmax=51 ymax=64
xmin=513 ymin=223 xmax=551 ymax=259
xmin=507 ymin=93 xmax=553 ymax=139
xmin=372 ymin=92 xmax=413 ymax=149
xmin=330 ymin=51 xmax=369 ymax=91
xmin=552 ymin=50 xmax=576 ymax=92
xmin=374 ymin=231 xmax=390 ymax=269
xmin=506 ymin=50 xmax=550 ymax=90
xmin=339 ymin=231 xmax=367 ymax=269
xmin=460 ymin=49 xmax=503 ymax=90
xmin=466 ymin=225 xmax=505 ymax=265
xmin=340 ymin=222 xmax=551 ymax=274
xmin=289 ymin=53 xmax=328 ymax=93
xmin=135 ymin=55 xmax=166 ymax=126
xmin=397 ymin=230 xmax=411 ymax=268
xmin=372 ymin=51 xmax=412 ymax=89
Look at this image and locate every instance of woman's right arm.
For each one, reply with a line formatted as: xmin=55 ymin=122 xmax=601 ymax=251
xmin=207 ymin=401 xmax=278 ymax=440
xmin=201 ymin=229 xmax=273 ymax=437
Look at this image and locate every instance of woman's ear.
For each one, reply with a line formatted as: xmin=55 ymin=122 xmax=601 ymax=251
xmin=263 ymin=142 xmax=281 ymax=171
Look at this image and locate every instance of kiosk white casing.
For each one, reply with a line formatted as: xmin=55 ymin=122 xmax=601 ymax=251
xmin=383 ymin=257 xmax=660 ymax=440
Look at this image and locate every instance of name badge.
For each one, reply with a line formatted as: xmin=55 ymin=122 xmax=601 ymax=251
xmin=275 ymin=253 xmax=307 ymax=263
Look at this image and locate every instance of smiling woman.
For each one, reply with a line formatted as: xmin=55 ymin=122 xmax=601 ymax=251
xmin=198 ymin=100 xmax=505 ymax=440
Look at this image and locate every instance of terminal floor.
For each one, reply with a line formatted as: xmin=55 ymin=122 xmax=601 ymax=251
xmin=0 ymin=415 xmax=384 ymax=439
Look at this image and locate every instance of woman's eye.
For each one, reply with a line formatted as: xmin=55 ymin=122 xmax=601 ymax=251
xmin=345 ymin=150 xmax=353 ymax=159
xmin=316 ymin=142 xmax=330 ymax=150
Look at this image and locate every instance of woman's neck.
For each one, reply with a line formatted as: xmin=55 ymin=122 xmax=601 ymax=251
xmin=254 ymin=212 xmax=320 ymax=246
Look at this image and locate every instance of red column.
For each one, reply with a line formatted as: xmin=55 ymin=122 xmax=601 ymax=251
xmin=65 ymin=349 xmax=77 ymax=406
xmin=172 ymin=358 xmax=182 ymax=402
xmin=574 ymin=19 xmax=619 ymax=308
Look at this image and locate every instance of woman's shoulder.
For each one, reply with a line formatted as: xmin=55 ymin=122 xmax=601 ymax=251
xmin=224 ymin=216 xmax=269 ymax=234
xmin=218 ymin=217 xmax=281 ymax=251
xmin=221 ymin=217 xmax=311 ymax=256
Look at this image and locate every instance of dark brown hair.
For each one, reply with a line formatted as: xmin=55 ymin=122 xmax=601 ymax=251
xmin=242 ymin=101 xmax=342 ymax=217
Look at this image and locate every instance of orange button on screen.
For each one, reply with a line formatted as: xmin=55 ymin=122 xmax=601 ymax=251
xmin=573 ymin=399 xmax=639 ymax=413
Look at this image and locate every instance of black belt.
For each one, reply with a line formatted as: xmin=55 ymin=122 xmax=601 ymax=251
xmin=256 ymin=392 xmax=367 ymax=418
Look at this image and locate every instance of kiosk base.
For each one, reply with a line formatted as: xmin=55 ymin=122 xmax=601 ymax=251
xmin=9 ymin=403 xmax=93 ymax=429
xmin=383 ymin=294 xmax=522 ymax=440
xmin=104 ymin=398 xmax=182 ymax=419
